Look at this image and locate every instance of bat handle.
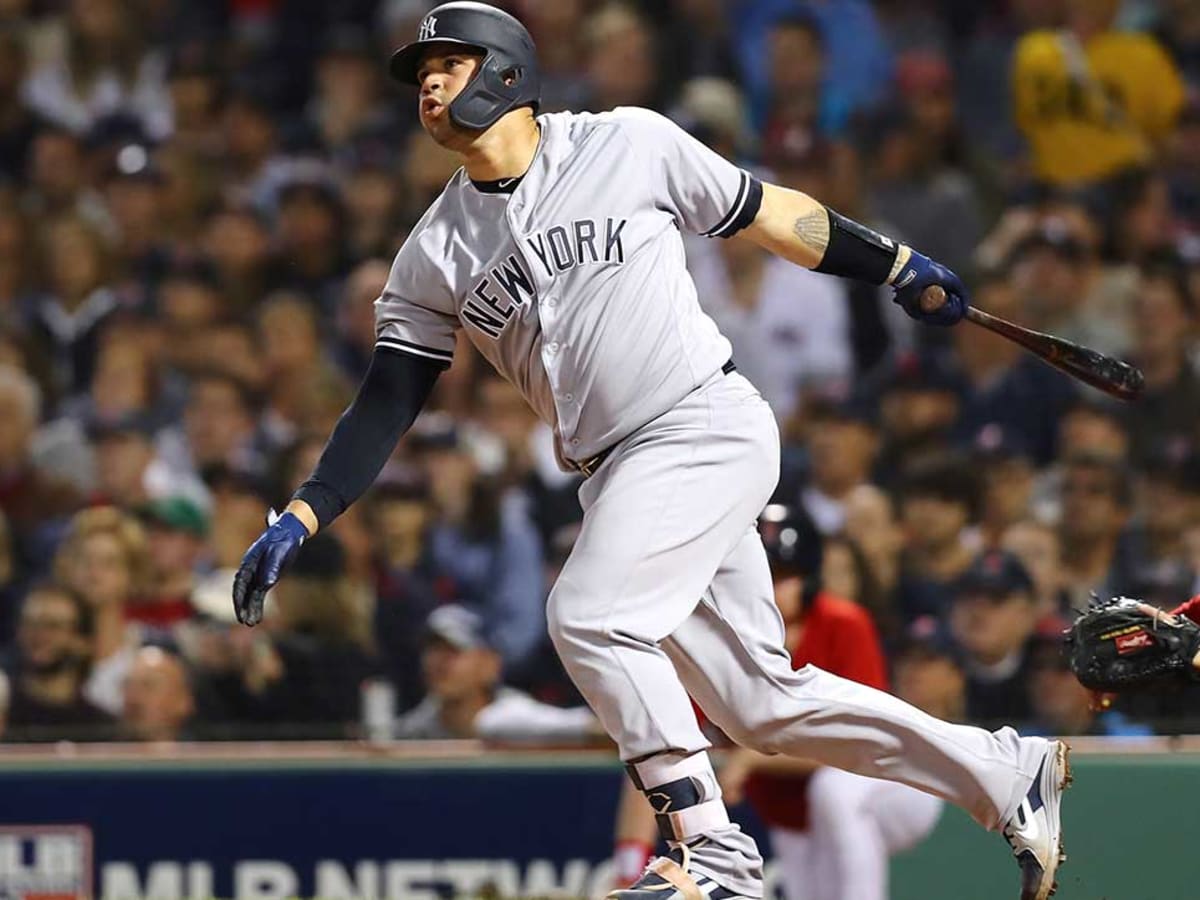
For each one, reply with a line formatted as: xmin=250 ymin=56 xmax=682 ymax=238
xmin=919 ymin=284 xmax=947 ymax=315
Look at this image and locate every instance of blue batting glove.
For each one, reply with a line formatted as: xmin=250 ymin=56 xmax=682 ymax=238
xmin=232 ymin=509 xmax=309 ymax=627
xmin=891 ymin=249 xmax=969 ymax=327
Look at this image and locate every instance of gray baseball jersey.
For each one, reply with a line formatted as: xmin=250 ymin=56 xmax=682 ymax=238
xmin=374 ymin=107 xmax=762 ymax=463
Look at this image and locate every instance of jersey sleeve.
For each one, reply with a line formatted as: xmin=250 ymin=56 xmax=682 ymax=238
xmin=613 ymin=107 xmax=763 ymax=239
xmin=374 ymin=234 xmax=459 ymax=369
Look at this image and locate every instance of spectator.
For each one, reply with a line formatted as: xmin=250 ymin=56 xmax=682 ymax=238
xmin=761 ymin=13 xmax=832 ymax=140
xmin=220 ymin=85 xmax=282 ymax=202
xmin=820 ymin=533 xmax=881 ymax=618
xmin=1127 ymin=261 xmax=1200 ymax=465
xmin=306 ymin=27 xmax=398 ymax=156
xmin=156 ymin=259 xmax=227 ymax=375
xmin=256 ymin=292 xmax=350 ymax=449
xmin=0 ymin=365 xmax=83 ymax=554
xmin=366 ymin=474 xmax=446 ymax=713
xmin=973 ymin=431 xmax=1036 ymax=547
xmin=53 ymin=505 xmax=149 ymax=715
xmin=271 ymin=178 xmax=353 ymax=315
xmin=891 ymin=636 xmax=967 ymax=725
xmin=395 ymin=604 xmax=597 ymax=742
xmin=1125 ymin=452 xmax=1200 ymax=607
xmin=866 ymin=51 xmax=985 ymax=278
xmin=1058 ymin=452 xmax=1136 ymax=609
xmin=948 ymin=549 xmax=1039 ymax=726
xmin=201 ymin=203 xmax=277 ymax=317
xmin=22 ymin=126 xmax=91 ymax=220
xmin=1002 ymin=520 xmax=1068 ymax=618
xmin=871 ymin=353 xmax=962 ymax=484
xmin=520 ymin=0 xmax=589 ymax=113
xmin=1012 ymin=0 xmax=1185 ymax=187
xmin=896 ymin=453 xmax=980 ymax=622
xmin=951 ymin=273 xmax=1077 ymax=466
xmin=135 ymin=497 xmax=210 ymax=626
xmin=1104 ymin=169 xmax=1180 ymax=266
xmin=119 ymin=645 xmax=195 ymax=742
xmin=843 ymin=484 xmax=904 ymax=631
xmin=1030 ymin=399 xmax=1131 ymax=523
xmin=88 ymin=414 xmax=160 ymax=507
xmin=796 ymin=401 xmax=879 ymax=536
xmin=180 ymin=371 xmax=260 ymax=479
xmin=2 ymin=582 xmax=115 ymax=742
xmin=1007 ymin=217 xmax=1131 ymax=360
xmin=20 ymin=0 xmax=173 ymax=140
xmin=101 ymin=148 xmax=170 ymax=302
xmin=582 ymin=4 xmax=660 ymax=113
xmin=416 ymin=421 xmax=546 ymax=674
xmin=1024 ymin=627 xmax=1153 ymax=737
xmin=735 ymin=1 xmax=891 ymax=136
xmin=25 ymin=214 xmax=123 ymax=398
xmin=335 ymin=258 xmax=391 ymax=382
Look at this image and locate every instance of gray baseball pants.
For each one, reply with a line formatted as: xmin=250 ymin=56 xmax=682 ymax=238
xmin=547 ymin=371 xmax=1046 ymax=896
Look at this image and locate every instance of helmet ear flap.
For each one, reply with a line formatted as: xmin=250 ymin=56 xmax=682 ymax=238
xmin=499 ymin=64 xmax=524 ymax=87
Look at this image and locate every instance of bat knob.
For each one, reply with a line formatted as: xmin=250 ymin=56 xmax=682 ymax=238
xmin=920 ymin=285 xmax=947 ymax=314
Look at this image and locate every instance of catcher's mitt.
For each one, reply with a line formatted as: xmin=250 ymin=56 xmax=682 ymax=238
xmin=1065 ymin=596 xmax=1200 ymax=692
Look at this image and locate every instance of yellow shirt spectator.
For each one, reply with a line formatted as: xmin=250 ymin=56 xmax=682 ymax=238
xmin=1013 ymin=29 xmax=1185 ymax=186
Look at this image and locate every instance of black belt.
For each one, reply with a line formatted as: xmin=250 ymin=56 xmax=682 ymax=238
xmin=570 ymin=360 xmax=737 ymax=478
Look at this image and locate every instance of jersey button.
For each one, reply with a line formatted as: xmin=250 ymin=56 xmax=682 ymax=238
xmin=547 ymin=341 xmax=560 ymax=353
xmin=564 ymin=393 xmax=574 ymax=401
xmin=545 ymin=296 xmax=558 ymax=308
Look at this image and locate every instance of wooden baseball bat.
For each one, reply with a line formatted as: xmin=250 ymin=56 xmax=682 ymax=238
xmin=920 ymin=286 xmax=1145 ymax=401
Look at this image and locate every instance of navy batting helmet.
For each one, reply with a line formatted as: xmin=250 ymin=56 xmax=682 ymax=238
xmin=389 ymin=1 xmax=541 ymax=131
xmin=758 ymin=504 xmax=823 ymax=579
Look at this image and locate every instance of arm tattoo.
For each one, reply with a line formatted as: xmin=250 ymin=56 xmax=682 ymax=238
xmin=792 ymin=208 xmax=830 ymax=253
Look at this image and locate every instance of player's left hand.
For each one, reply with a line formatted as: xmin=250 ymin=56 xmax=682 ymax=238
xmin=891 ymin=249 xmax=969 ymax=327
xmin=232 ymin=509 xmax=309 ymax=627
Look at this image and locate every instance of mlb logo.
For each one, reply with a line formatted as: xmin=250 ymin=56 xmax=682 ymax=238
xmin=0 ymin=826 xmax=92 ymax=900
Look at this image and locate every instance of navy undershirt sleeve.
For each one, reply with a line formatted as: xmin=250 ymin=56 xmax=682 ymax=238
xmin=292 ymin=348 xmax=441 ymax=529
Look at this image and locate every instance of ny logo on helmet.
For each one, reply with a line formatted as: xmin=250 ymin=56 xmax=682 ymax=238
xmin=418 ymin=15 xmax=437 ymax=40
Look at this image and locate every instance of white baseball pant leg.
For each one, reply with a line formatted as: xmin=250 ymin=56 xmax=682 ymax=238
xmin=547 ymin=372 xmax=1045 ymax=895
xmin=768 ymin=767 xmax=944 ymax=900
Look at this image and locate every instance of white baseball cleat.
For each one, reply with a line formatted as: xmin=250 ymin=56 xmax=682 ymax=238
xmin=1002 ymin=740 xmax=1072 ymax=900
xmin=605 ymin=840 xmax=755 ymax=900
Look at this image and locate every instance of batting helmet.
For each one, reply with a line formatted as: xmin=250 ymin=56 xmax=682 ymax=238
xmin=758 ymin=504 xmax=823 ymax=580
xmin=389 ymin=1 xmax=541 ymax=131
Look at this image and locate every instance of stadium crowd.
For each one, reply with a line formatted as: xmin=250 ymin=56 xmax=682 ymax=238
xmin=1 ymin=0 xmax=1199 ymax=745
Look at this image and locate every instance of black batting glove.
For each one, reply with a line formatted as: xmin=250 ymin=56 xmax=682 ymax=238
xmin=232 ymin=510 xmax=309 ymax=627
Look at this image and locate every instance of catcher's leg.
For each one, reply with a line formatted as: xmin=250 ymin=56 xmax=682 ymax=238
xmin=662 ymin=526 xmax=1069 ymax=899
xmin=763 ymin=827 xmax=814 ymax=900
xmin=805 ymin=766 xmax=943 ymax=900
xmin=547 ymin=371 xmax=780 ymax=899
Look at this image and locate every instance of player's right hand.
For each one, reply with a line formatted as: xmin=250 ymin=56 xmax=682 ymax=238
xmin=232 ymin=510 xmax=309 ymax=627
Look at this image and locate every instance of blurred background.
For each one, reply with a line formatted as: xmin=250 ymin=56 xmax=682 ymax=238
xmin=3 ymin=0 xmax=1200 ymax=897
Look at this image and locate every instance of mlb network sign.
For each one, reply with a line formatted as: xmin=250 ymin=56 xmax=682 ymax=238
xmin=0 ymin=826 xmax=92 ymax=900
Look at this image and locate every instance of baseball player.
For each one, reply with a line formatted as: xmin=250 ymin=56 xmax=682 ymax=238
xmin=231 ymin=5 xmax=1070 ymax=899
